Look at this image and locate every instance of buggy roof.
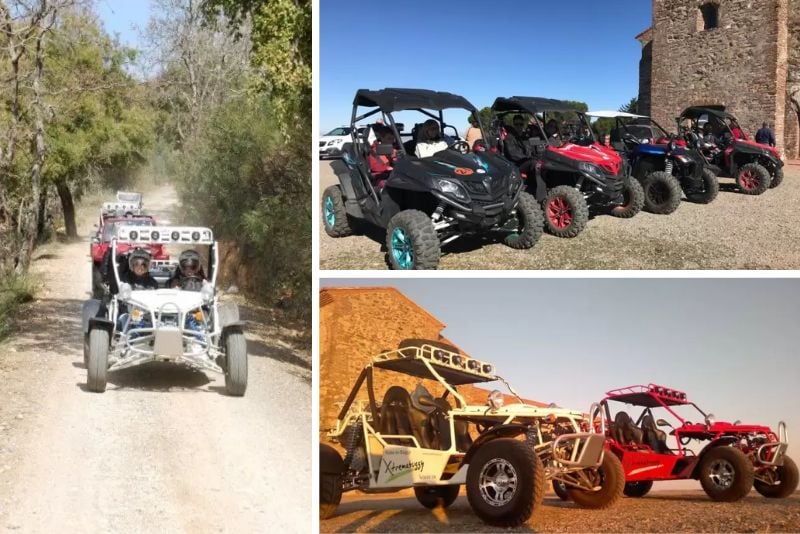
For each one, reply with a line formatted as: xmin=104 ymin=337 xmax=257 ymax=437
xmin=354 ymin=88 xmax=476 ymax=112
xmin=586 ymin=110 xmax=648 ymax=119
xmin=492 ymin=96 xmax=581 ymax=114
xmin=605 ymin=384 xmax=689 ymax=407
xmin=372 ymin=344 xmax=497 ymax=386
xmin=679 ymin=106 xmax=736 ymax=120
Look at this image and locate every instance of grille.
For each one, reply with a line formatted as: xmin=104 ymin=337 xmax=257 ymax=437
xmin=463 ymin=181 xmax=487 ymax=195
xmin=319 ymin=141 xmax=326 ymax=147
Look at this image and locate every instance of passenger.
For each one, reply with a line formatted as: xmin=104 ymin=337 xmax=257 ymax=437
xmin=368 ymin=128 xmax=398 ymax=189
xmin=512 ymin=115 xmax=529 ymax=140
xmin=545 ymin=119 xmax=560 ymax=139
xmin=120 ymin=247 xmax=159 ymax=290
xmin=169 ymin=249 xmax=206 ymax=291
xmin=465 ymin=115 xmax=483 ymax=150
xmin=701 ymin=122 xmax=718 ymax=145
xmin=414 ymin=119 xmax=448 ymax=158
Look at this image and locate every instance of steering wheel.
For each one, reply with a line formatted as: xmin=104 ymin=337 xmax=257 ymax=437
xmin=450 ymin=140 xmax=470 ymax=154
xmin=622 ymin=132 xmax=641 ymax=145
xmin=179 ymin=274 xmax=204 ymax=291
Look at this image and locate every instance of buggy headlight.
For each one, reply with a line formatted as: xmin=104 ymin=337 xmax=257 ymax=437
xmin=577 ymin=162 xmax=603 ymax=179
xmin=200 ymin=280 xmax=214 ymax=303
xmin=508 ymin=168 xmax=521 ymax=193
xmin=434 ymin=178 xmax=470 ymax=202
xmin=487 ymin=389 xmax=504 ymax=411
xmin=119 ymin=282 xmax=132 ymax=301
xmin=675 ymin=154 xmax=690 ymax=164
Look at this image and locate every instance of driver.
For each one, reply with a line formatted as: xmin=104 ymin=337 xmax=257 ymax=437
xmin=414 ymin=119 xmax=448 ymax=158
xmin=169 ymin=249 xmax=206 ymax=291
xmin=121 ymin=247 xmax=158 ymax=290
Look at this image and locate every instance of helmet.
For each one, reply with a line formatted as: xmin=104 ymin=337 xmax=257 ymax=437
xmin=178 ymin=249 xmax=202 ymax=275
xmin=128 ymin=247 xmax=152 ymax=272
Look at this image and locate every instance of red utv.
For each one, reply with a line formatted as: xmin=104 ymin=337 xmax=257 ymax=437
xmin=678 ymin=107 xmax=785 ymax=195
xmin=90 ymin=215 xmax=169 ymax=297
xmin=588 ymin=384 xmax=797 ymax=502
xmin=491 ymin=97 xmax=644 ymax=238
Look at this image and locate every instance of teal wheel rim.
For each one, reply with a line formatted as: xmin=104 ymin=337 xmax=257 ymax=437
xmin=391 ymin=227 xmax=413 ymax=269
xmin=324 ymin=196 xmax=335 ymax=227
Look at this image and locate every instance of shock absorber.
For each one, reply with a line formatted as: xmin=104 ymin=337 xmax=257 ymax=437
xmin=431 ymin=203 xmax=445 ymax=222
xmin=664 ymin=159 xmax=674 ymax=176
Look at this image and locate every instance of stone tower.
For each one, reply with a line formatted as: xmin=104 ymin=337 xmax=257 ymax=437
xmin=638 ymin=0 xmax=800 ymax=159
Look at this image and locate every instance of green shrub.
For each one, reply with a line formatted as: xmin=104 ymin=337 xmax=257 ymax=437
xmin=0 ymin=274 xmax=38 ymax=340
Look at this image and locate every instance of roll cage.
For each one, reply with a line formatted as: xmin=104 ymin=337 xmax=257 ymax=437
xmin=585 ymin=111 xmax=672 ymax=145
xmin=491 ymin=96 xmax=594 ymax=147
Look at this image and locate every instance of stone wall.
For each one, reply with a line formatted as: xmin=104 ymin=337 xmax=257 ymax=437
xmin=319 ymin=287 xmax=545 ymax=443
xmin=639 ymin=41 xmax=653 ymax=117
xmin=649 ymin=0 xmax=785 ymax=149
xmin=785 ymin=0 xmax=800 ymax=157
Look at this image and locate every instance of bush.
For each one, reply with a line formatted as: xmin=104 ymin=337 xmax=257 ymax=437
xmin=0 ymin=274 xmax=38 ymax=340
xmin=174 ymin=94 xmax=310 ymax=319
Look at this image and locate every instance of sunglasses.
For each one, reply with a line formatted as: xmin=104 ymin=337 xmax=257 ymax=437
xmin=180 ymin=259 xmax=200 ymax=270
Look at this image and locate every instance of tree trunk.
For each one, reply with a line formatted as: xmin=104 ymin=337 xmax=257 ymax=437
xmin=55 ymin=178 xmax=77 ymax=238
xmin=36 ymin=183 xmax=48 ymax=238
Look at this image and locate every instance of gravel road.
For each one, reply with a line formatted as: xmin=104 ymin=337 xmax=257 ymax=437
xmin=0 ymin=185 xmax=311 ymax=532
xmin=319 ymin=161 xmax=800 ymax=270
xmin=322 ymin=488 xmax=800 ymax=533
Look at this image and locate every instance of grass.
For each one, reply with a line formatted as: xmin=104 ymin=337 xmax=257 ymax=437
xmin=0 ymin=273 xmax=38 ymax=341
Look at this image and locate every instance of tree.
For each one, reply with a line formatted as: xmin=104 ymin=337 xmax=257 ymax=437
xmin=619 ymin=97 xmax=638 ymax=114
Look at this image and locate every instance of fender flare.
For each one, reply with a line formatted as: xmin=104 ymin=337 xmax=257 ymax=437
xmin=81 ymin=299 xmax=103 ymax=335
xmin=463 ymin=423 xmax=530 ymax=464
xmin=321 ymin=443 xmax=345 ymax=475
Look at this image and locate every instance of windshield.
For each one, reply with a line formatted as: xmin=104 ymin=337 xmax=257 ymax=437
xmin=117 ymin=193 xmax=141 ymax=203
xmin=624 ymin=118 xmax=669 ymax=141
xmin=103 ymin=219 xmax=154 ymax=241
xmin=325 ymin=127 xmax=351 ymax=136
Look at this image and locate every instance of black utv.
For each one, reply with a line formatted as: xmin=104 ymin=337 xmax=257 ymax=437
xmin=491 ymin=97 xmax=644 ymax=238
xmin=587 ymin=111 xmax=719 ymax=214
xmin=322 ymin=88 xmax=543 ymax=270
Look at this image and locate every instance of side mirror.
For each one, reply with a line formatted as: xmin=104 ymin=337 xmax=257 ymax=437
xmin=91 ymin=236 xmax=101 ymax=244
xmin=656 ymin=419 xmax=673 ymax=428
xmin=375 ymin=143 xmax=394 ymax=156
xmin=417 ymin=395 xmax=436 ymax=407
xmin=395 ymin=123 xmax=404 ymax=132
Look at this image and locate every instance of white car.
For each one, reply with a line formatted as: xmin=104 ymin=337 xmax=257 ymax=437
xmin=319 ymin=127 xmax=365 ymax=158
xmin=81 ymin=225 xmax=248 ymax=396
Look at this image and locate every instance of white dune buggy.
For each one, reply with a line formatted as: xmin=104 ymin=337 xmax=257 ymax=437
xmin=116 ymin=190 xmax=143 ymax=209
xmin=80 ymin=225 xmax=247 ymax=396
xmin=320 ymin=340 xmax=623 ymax=527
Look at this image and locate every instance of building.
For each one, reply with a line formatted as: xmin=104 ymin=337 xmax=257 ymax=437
xmin=319 ymin=287 xmax=546 ymax=438
xmin=637 ymin=0 xmax=799 ymax=158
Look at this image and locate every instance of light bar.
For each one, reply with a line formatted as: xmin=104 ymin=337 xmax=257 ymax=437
xmin=116 ymin=191 xmax=143 ymax=204
xmin=102 ymin=201 xmax=141 ymax=215
xmin=414 ymin=344 xmax=496 ymax=379
xmin=116 ymin=225 xmax=214 ymax=244
xmin=648 ymin=383 xmax=688 ymax=402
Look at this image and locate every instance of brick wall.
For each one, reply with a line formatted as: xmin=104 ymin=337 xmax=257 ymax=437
xmin=786 ymin=0 xmax=800 ymax=157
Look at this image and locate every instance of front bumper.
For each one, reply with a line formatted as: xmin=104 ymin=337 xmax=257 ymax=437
xmin=432 ymin=190 xmax=519 ymax=229
xmin=110 ymin=325 xmax=223 ymax=374
xmin=319 ymin=145 xmax=343 ymax=158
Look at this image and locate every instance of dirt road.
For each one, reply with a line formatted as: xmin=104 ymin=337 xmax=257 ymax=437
xmin=0 ymin=185 xmax=311 ymax=532
xmin=319 ymin=161 xmax=800 ymax=270
xmin=322 ymin=488 xmax=800 ymax=532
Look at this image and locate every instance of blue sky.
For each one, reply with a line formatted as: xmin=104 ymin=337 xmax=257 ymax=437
xmin=322 ymin=279 xmax=800 ymax=463
xmin=320 ymin=0 xmax=652 ymax=133
xmin=95 ymin=0 xmax=153 ymax=49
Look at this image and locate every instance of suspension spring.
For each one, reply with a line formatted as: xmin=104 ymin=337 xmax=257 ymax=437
xmin=342 ymin=419 xmax=363 ymax=469
xmin=664 ymin=160 xmax=674 ymax=175
xmin=431 ymin=203 xmax=445 ymax=222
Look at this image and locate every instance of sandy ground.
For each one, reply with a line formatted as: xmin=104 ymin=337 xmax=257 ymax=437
xmin=319 ymin=161 xmax=800 ymax=270
xmin=322 ymin=487 xmax=800 ymax=533
xmin=0 ymin=185 xmax=311 ymax=533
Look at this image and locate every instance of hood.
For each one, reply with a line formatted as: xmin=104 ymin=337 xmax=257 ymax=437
xmin=411 ymin=150 xmax=513 ymax=182
xmin=320 ymin=134 xmax=349 ymax=143
xmin=126 ymin=288 xmax=206 ymax=314
xmin=734 ymin=139 xmax=781 ymax=159
xmin=548 ymin=142 xmax=623 ymax=175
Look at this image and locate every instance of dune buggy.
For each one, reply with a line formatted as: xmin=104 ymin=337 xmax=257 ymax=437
xmin=490 ymin=97 xmax=643 ymax=238
xmin=588 ymin=384 xmax=797 ymax=501
xmin=678 ymin=107 xmax=785 ymax=195
xmin=81 ymin=225 xmax=247 ymax=396
xmin=322 ymin=88 xmax=543 ymax=270
xmin=116 ymin=191 xmax=143 ymax=210
xmin=320 ymin=340 xmax=624 ymax=527
xmin=587 ymin=111 xmax=718 ymax=214
xmin=90 ymin=214 xmax=171 ymax=298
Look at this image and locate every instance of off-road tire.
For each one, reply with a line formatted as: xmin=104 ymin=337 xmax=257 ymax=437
xmin=753 ymin=455 xmax=799 ymax=498
xmin=769 ymin=166 xmax=784 ymax=189
xmin=322 ymin=185 xmax=353 ymax=237
xmin=320 ymin=472 xmax=343 ymax=519
xmin=414 ymin=485 xmax=460 ymax=509
xmin=610 ymin=177 xmax=644 ymax=218
xmin=504 ymin=192 xmax=543 ymax=249
xmin=699 ymin=446 xmax=754 ymax=502
xmin=623 ymin=480 xmax=654 ymax=498
xmin=685 ymin=168 xmax=720 ymax=204
xmin=552 ymin=480 xmax=570 ymax=501
xmin=567 ymin=452 xmax=625 ymax=509
xmin=736 ymin=163 xmax=771 ymax=195
xmin=224 ymin=328 xmax=248 ymax=396
xmin=83 ymin=333 xmax=89 ymax=367
xmin=543 ymin=186 xmax=589 ymax=238
xmin=91 ymin=264 xmax=104 ymax=299
xmin=87 ymin=328 xmax=109 ymax=393
xmin=466 ymin=438 xmax=545 ymax=527
xmin=385 ymin=210 xmax=440 ymax=270
xmin=642 ymin=172 xmax=682 ymax=214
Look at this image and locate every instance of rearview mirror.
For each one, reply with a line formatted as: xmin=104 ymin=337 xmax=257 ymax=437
xmin=656 ymin=419 xmax=673 ymax=428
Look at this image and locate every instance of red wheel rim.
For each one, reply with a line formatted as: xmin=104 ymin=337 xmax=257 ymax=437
xmin=547 ymin=196 xmax=573 ymax=229
xmin=739 ymin=170 xmax=759 ymax=191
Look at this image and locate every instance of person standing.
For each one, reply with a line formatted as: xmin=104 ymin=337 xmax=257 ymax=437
xmin=465 ymin=115 xmax=482 ymax=149
xmin=755 ymin=122 xmax=776 ymax=147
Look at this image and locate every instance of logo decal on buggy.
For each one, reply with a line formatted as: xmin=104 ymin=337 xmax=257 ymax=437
xmin=454 ymin=167 xmax=474 ymax=176
xmin=382 ymin=458 xmax=425 ymax=482
xmin=628 ymin=464 xmax=664 ymax=476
